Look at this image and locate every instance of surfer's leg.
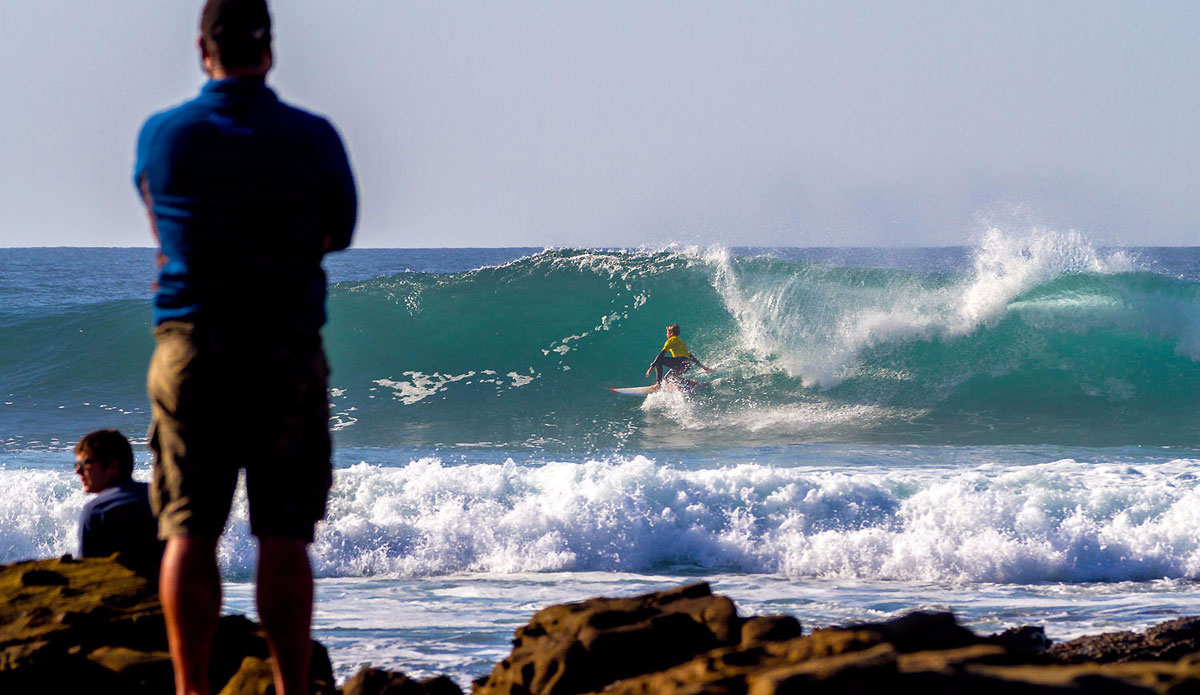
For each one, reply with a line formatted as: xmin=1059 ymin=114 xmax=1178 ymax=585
xmin=661 ymin=356 xmax=688 ymax=383
xmin=650 ymin=353 xmax=667 ymax=384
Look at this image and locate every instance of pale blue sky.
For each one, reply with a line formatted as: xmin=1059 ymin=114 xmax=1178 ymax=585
xmin=1 ymin=1 xmax=1197 ymax=247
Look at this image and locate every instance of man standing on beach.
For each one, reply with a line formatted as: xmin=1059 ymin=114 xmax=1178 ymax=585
xmin=134 ymin=1 xmax=356 ymax=693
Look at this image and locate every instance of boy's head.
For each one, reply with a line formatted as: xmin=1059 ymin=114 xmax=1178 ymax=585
xmin=666 ymin=324 xmax=681 ymax=337
xmin=74 ymin=429 xmax=134 ymax=493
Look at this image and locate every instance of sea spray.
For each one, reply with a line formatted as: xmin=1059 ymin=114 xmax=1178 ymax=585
xmin=712 ymin=228 xmax=1136 ymax=388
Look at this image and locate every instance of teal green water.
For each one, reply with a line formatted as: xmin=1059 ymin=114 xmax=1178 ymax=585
xmin=321 ymin=248 xmax=1200 ymax=447
xmin=6 ymin=245 xmax=1200 ymax=450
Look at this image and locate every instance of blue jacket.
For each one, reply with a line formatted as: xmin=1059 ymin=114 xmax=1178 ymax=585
xmin=79 ymin=480 xmax=163 ymax=577
xmin=134 ymin=77 xmax=357 ymax=331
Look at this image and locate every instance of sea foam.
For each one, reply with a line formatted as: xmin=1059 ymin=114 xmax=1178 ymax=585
xmin=7 ymin=455 xmax=1197 ymax=585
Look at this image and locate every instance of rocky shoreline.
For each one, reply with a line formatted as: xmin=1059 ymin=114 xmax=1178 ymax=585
xmin=4 ymin=556 xmax=1200 ymax=694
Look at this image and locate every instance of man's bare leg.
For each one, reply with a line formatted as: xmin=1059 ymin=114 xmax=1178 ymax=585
xmin=160 ymin=535 xmax=222 ymax=695
xmin=257 ymin=536 xmax=314 ymax=695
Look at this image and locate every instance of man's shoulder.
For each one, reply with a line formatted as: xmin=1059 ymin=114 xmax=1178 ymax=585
xmin=115 ymin=480 xmax=151 ymax=505
xmin=79 ymin=492 xmax=106 ymax=521
xmin=82 ymin=482 xmax=151 ymax=518
xmin=140 ymin=91 xmax=210 ymax=130
xmin=136 ymin=93 xmax=216 ymax=154
xmin=272 ymin=98 xmax=343 ymax=143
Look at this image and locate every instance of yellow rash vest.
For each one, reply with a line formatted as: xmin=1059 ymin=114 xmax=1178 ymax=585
xmin=662 ymin=336 xmax=691 ymax=358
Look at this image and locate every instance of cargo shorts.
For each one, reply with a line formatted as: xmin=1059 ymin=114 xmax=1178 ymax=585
xmin=147 ymin=320 xmax=333 ymax=542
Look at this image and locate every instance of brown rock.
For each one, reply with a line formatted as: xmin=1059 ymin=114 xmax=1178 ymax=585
xmin=897 ymin=643 xmax=1011 ymax=674
xmin=842 ymin=610 xmax=982 ymax=653
xmin=343 ymin=667 xmax=425 ymax=695
xmin=595 ymin=628 xmax=886 ymax=695
xmin=473 ymin=583 xmax=1200 ymax=695
xmin=740 ymin=615 xmax=803 ymax=646
xmin=986 ymin=624 xmax=1052 ymax=659
xmin=0 ymin=555 xmax=335 ymax=695
xmin=1050 ymin=617 xmax=1200 ymax=664
xmin=768 ymin=628 xmax=884 ymax=662
xmin=474 ymin=581 xmax=741 ymax=695
xmin=744 ymin=642 xmax=899 ymax=695
xmin=86 ymin=645 xmax=174 ymax=691
xmin=966 ymin=662 xmax=1172 ymax=693
xmin=218 ymin=655 xmax=276 ymax=695
xmin=342 ymin=667 xmax=464 ymax=695
xmin=421 ymin=674 xmax=466 ymax=695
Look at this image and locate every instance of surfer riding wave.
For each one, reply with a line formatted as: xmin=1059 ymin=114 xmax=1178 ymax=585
xmin=646 ymin=324 xmax=713 ymax=386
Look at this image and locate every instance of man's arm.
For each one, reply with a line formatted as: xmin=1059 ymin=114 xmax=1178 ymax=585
xmin=133 ymin=119 xmax=171 ymax=280
xmin=139 ymin=177 xmax=168 ymax=278
xmin=78 ymin=516 xmax=90 ymax=558
xmin=79 ymin=508 xmax=103 ymax=558
xmin=321 ymin=120 xmax=357 ymax=253
xmin=688 ymin=355 xmax=714 ymax=373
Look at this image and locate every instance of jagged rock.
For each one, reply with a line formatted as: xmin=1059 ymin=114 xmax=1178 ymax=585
xmin=421 ymin=674 xmax=466 ymax=695
xmin=1050 ymin=617 xmax=1200 ymax=664
xmin=15 ymin=555 xmax=1200 ymax=695
xmin=218 ymin=655 xmax=276 ymax=695
xmin=343 ymin=667 xmax=464 ymax=695
xmin=0 ymin=555 xmax=335 ymax=695
xmin=475 ymin=583 xmax=1200 ymax=695
xmin=843 ymin=610 xmax=983 ymax=653
xmin=344 ymin=667 xmax=421 ymax=695
xmin=986 ymin=625 xmax=1052 ymax=659
xmin=740 ymin=615 xmax=803 ymax=646
xmin=473 ymin=581 xmax=740 ymax=695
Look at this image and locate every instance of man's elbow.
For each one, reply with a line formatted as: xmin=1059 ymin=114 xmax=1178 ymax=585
xmin=324 ymin=229 xmax=353 ymax=253
xmin=323 ymin=200 xmax=357 ymax=253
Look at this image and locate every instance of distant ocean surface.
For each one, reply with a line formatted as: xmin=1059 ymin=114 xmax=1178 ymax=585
xmin=5 ymin=234 xmax=1200 ymax=685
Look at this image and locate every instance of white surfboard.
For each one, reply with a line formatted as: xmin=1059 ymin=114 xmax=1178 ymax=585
xmin=607 ymin=385 xmax=659 ymax=396
xmin=607 ymin=380 xmax=710 ymax=396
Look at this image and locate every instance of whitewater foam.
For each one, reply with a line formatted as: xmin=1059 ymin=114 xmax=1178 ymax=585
xmin=8 ymin=454 xmax=1199 ymax=585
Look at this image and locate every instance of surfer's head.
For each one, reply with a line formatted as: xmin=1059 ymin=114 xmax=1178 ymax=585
xmin=666 ymin=324 xmax=681 ymax=337
xmin=199 ymin=0 xmax=273 ymax=78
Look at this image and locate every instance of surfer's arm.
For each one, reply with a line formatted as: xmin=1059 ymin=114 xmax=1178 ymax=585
xmin=688 ymin=355 xmax=714 ymax=373
xmin=645 ymin=349 xmax=670 ymax=379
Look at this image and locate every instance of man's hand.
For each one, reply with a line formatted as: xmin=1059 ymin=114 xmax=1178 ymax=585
xmin=645 ymin=368 xmax=653 ymax=379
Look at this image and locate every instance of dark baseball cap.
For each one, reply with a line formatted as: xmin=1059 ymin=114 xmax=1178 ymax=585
xmin=200 ymin=0 xmax=272 ymax=44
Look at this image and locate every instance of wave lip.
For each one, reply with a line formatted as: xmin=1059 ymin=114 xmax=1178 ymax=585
xmin=715 ymin=228 xmax=1138 ymax=389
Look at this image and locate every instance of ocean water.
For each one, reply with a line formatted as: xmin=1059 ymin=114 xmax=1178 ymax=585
xmin=4 ymin=233 xmax=1200 ymax=685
